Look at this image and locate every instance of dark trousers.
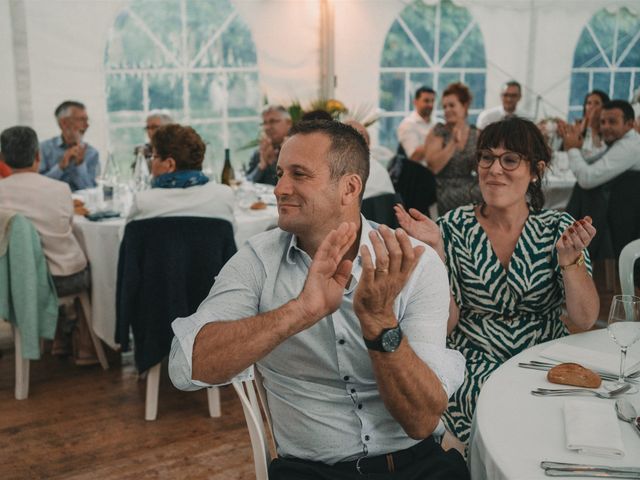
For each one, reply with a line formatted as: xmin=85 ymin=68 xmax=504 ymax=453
xmin=268 ymin=437 xmax=469 ymax=480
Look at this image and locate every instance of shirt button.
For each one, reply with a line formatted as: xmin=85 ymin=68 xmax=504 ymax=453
xmin=358 ymin=403 xmax=363 ymax=409
xmin=364 ymin=435 xmax=370 ymax=441
xmin=343 ymin=375 xmax=350 ymax=381
xmin=338 ymin=339 xmax=345 ymax=345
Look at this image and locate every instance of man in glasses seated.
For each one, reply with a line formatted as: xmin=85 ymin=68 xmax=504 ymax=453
xmin=39 ymin=100 xmax=99 ymax=191
xmin=246 ymin=105 xmax=292 ymax=186
xmin=132 ymin=111 xmax=174 ymax=171
xmin=169 ymin=120 xmax=469 ymax=479
xmin=476 ymin=81 xmax=530 ymax=130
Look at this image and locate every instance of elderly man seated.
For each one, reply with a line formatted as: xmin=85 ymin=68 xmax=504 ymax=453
xmin=0 ymin=126 xmax=97 ymax=364
xmin=127 ymin=124 xmax=235 ymax=225
xmin=39 ymin=100 xmax=100 ymax=191
xmin=246 ymin=105 xmax=292 ymax=186
xmin=133 ymin=110 xmax=174 ymax=170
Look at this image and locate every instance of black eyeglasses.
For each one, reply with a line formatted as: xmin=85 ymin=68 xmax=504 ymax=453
xmin=477 ymin=150 xmax=525 ymax=171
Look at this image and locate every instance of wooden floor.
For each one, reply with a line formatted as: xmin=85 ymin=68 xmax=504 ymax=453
xmin=0 ymin=351 xmax=255 ymax=480
xmin=0 ymin=262 xmax=622 ymax=479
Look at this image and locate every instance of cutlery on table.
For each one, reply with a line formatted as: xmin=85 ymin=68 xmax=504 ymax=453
xmin=541 ymin=461 xmax=640 ymax=478
xmin=531 ymin=383 xmax=631 ymax=398
xmin=518 ymin=361 xmax=640 ymax=382
xmin=615 ymin=399 xmax=640 ymax=437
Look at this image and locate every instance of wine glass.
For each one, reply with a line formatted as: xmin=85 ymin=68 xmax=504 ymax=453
xmin=606 ymin=295 xmax=640 ymax=390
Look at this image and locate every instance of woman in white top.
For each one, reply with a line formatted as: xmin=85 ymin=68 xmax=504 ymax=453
xmin=127 ymin=124 xmax=235 ymax=229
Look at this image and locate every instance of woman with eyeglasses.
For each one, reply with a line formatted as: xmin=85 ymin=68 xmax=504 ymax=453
xmin=395 ymin=117 xmax=599 ymax=447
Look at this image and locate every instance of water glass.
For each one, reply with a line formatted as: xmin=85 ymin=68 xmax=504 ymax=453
xmin=606 ymin=295 xmax=640 ymax=390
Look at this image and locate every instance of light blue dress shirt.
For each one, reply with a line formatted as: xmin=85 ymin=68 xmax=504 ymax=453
xmin=39 ymin=136 xmax=100 ymax=191
xmin=568 ymin=129 xmax=640 ymax=189
xmin=169 ymin=218 xmax=465 ymax=464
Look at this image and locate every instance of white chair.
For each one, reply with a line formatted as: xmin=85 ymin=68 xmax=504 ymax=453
xmin=9 ymin=289 xmax=108 ymax=400
xmin=144 ymin=362 xmax=221 ymax=421
xmin=233 ymin=371 xmax=276 ymax=480
xmin=619 ymin=238 xmax=640 ymax=296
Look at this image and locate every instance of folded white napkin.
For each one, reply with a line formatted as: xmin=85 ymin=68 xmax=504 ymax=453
xmin=540 ymin=343 xmax=640 ymax=376
xmin=564 ymin=399 xmax=625 ymax=457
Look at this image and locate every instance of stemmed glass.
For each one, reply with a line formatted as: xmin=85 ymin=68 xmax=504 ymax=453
xmin=606 ymin=295 xmax=640 ymax=390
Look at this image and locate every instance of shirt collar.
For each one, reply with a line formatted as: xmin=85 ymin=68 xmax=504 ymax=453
xmin=284 ymin=215 xmax=379 ymax=286
xmin=55 ymin=135 xmax=66 ymax=148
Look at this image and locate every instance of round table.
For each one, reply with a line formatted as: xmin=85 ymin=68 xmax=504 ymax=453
xmin=72 ymin=186 xmax=279 ymax=350
xmin=469 ymin=329 xmax=640 ymax=480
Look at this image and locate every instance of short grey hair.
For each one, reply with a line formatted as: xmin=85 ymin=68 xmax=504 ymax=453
xmin=54 ymin=100 xmax=86 ymax=120
xmin=0 ymin=126 xmax=39 ymax=169
xmin=261 ymin=105 xmax=291 ymax=120
xmin=146 ymin=110 xmax=174 ymax=125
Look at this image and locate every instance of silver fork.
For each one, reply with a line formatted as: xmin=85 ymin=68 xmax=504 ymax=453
xmin=531 ymin=383 xmax=632 ymax=398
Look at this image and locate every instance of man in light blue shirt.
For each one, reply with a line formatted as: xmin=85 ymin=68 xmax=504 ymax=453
xmin=169 ymin=120 xmax=468 ymax=479
xmin=39 ymin=101 xmax=100 ymax=191
xmin=563 ymin=100 xmax=640 ymax=188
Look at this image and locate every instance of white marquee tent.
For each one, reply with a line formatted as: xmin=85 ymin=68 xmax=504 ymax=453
xmin=1 ymin=0 xmax=638 ymax=170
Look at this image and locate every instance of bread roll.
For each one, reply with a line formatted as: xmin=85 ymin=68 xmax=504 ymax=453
xmin=250 ymin=201 xmax=267 ymax=210
xmin=547 ymin=362 xmax=601 ymax=388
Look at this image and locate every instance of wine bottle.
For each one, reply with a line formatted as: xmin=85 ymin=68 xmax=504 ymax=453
xmin=221 ymin=148 xmax=235 ymax=186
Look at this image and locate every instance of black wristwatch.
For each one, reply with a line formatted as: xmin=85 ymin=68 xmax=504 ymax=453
xmin=363 ymin=326 xmax=403 ymax=352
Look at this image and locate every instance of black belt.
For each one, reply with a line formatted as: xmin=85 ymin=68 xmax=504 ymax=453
xmin=333 ymin=436 xmax=438 ymax=475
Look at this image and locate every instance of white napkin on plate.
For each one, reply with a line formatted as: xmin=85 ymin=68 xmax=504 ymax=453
xmin=564 ymin=399 xmax=625 ymax=457
xmin=540 ymin=343 xmax=640 ymax=375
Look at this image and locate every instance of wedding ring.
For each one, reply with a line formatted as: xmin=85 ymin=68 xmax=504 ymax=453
xmin=376 ymin=268 xmax=388 ymax=274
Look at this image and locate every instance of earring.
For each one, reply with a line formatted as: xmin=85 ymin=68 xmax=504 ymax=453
xmin=531 ymin=178 xmax=538 ymax=184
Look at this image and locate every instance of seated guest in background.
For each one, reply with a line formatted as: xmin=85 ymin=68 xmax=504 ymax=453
xmin=0 ymin=126 xmax=97 ymax=364
xmin=562 ymin=100 xmax=640 ymax=189
xmin=39 ymin=100 xmax=100 ymax=191
xmin=577 ymin=90 xmax=609 ymax=157
xmin=169 ymin=120 xmax=469 ymax=479
xmin=396 ymin=117 xmax=599 ymax=446
xmin=476 ymin=80 xmax=529 ymax=130
xmin=397 ymin=86 xmax=442 ymax=164
xmin=424 ymin=82 xmax=482 ymax=216
xmin=127 ymin=124 xmax=235 ymax=226
xmin=343 ymin=120 xmax=395 ymax=200
xmin=133 ymin=110 xmax=174 ymax=170
xmin=246 ymin=105 xmax=292 ymax=186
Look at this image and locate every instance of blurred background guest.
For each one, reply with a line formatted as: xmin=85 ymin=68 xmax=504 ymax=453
xmin=39 ymin=100 xmax=100 ymax=191
xmin=0 ymin=126 xmax=97 ymax=364
xmin=396 ymin=118 xmax=598 ymax=446
xmin=476 ymin=80 xmax=528 ymax=130
xmin=133 ymin=110 xmax=174 ymax=170
xmin=246 ymin=105 xmax=292 ymax=185
xmin=424 ymin=82 xmax=482 ymax=216
xmin=127 ymin=124 xmax=235 ymax=226
xmin=396 ymin=86 xmax=441 ymax=165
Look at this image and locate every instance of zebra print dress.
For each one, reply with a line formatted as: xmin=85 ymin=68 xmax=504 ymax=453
xmin=437 ymin=205 xmax=592 ymax=443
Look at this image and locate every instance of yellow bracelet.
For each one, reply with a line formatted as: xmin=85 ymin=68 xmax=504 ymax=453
xmin=560 ymin=252 xmax=585 ymax=271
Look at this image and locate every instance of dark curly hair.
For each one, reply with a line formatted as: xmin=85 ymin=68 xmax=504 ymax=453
xmin=476 ymin=117 xmax=551 ymax=212
xmin=152 ymin=124 xmax=206 ymax=171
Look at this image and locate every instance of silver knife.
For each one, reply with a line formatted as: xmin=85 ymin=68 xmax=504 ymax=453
xmin=542 ymin=462 xmax=640 ymax=475
xmin=544 ymin=469 xmax=640 ymax=478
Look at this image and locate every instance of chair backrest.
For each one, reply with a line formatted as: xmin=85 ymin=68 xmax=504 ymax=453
xmin=361 ymin=192 xmax=401 ymax=228
xmin=619 ymin=238 xmax=640 ymax=296
xmin=116 ymin=216 xmax=236 ymax=372
xmin=608 ymin=171 xmax=640 ymax=259
xmin=233 ymin=369 xmax=276 ymax=480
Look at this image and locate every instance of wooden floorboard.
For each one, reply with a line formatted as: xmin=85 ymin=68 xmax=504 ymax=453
xmin=0 ymin=352 xmax=255 ymax=480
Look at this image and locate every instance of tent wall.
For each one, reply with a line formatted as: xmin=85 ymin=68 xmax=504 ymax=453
xmin=0 ymin=0 xmax=637 ymax=158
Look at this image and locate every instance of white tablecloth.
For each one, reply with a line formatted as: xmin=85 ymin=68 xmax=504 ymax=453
xmin=73 ymin=196 xmax=278 ymax=349
xmin=543 ymin=153 xmax=576 ymax=210
xmin=469 ymin=329 xmax=640 ymax=480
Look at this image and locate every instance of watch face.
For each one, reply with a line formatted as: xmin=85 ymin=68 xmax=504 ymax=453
xmin=381 ymin=328 xmax=401 ymax=352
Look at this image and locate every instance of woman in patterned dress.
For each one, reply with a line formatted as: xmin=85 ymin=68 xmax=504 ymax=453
xmin=424 ymin=82 xmax=482 ymax=216
xmin=396 ymin=117 xmax=600 ymax=445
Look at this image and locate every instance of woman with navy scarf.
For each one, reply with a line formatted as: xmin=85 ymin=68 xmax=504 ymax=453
xmin=127 ymin=124 xmax=235 ymax=229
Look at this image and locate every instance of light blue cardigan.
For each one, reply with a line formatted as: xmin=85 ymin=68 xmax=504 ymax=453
xmin=0 ymin=212 xmax=58 ymax=359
